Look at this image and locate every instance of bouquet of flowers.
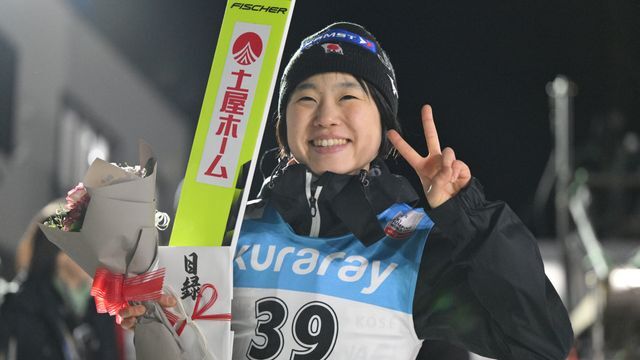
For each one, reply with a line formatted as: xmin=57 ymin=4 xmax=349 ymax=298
xmin=43 ymin=182 xmax=91 ymax=232
xmin=39 ymin=141 xmax=185 ymax=357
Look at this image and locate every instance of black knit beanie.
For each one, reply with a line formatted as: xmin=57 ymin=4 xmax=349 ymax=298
xmin=278 ymin=22 xmax=399 ymax=135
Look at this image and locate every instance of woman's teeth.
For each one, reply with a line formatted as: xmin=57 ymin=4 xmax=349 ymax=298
xmin=312 ymin=139 xmax=347 ymax=147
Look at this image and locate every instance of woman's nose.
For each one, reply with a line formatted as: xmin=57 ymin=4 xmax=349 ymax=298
xmin=313 ymin=101 xmax=341 ymax=127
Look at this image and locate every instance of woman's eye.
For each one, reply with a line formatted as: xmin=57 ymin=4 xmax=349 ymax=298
xmin=298 ymin=96 xmax=316 ymax=102
xmin=340 ymin=94 xmax=358 ymax=101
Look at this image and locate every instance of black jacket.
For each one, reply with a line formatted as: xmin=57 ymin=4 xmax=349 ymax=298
xmin=234 ymin=159 xmax=573 ymax=359
xmin=415 ymin=178 xmax=573 ymax=359
xmin=0 ymin=280 xmax=119 ymax=360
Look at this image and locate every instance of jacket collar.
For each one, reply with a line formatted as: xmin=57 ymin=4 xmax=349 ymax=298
xmin=260 ymin=158 xmax=419 ymax=246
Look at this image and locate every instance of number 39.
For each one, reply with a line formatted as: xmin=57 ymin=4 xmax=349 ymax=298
xmin=247 ymin=297 xmax=339 ymax=360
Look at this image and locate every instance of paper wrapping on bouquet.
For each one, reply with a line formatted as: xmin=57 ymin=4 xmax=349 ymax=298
xmin=38 ymin=141 xmax=171 ymax=317
xmin=142 ymin=246 xmax=234 ymax=360
xmin=38 ymin=141 xmax=159 ymax=277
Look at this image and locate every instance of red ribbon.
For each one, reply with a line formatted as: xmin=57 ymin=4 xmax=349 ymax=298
xmin=90 ymin=267 xmax=166 ymax=324
xmin=164 ymin=283 xmax=232 ymax=336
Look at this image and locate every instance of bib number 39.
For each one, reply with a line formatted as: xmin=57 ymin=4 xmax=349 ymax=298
xmin=247 ymin=297 xmax=338 ymax=360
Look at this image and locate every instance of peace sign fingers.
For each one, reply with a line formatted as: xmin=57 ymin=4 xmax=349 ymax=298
xmin=386 ymin=104 xmax=472 ymax=208
xmin=385 ymin=104 xmax=444 ymax=181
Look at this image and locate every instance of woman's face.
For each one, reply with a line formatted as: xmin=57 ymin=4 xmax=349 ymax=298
xmin=285 ymin=72 xmax=382 ymax=176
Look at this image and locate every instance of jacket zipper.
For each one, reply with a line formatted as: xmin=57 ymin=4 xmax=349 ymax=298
xmin=305 ymin=171 xmax=323 ymax=237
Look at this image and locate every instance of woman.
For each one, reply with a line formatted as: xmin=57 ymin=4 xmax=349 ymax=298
xmin=122 ymin=22 xmax=573 ymax=359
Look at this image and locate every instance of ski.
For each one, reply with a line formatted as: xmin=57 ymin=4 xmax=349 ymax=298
xmin=170 ymin=0 xmax=296 ymax=247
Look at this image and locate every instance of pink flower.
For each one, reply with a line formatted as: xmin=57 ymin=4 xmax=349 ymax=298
xmin=66 ymin=182 xmax=89 ymax=211
xmin=62 ymin=210 xmax=79 ymax=231
xmin=62 ymin=201 xmax=89 ymax=231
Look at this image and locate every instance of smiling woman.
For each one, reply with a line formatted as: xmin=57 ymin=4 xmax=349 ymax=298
xmin=230 ymin=22 xmax=573 ymax=359
xmin=120 ymin=21 xmax=574 ymax=360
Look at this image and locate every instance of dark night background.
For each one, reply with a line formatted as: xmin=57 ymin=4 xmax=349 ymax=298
xmin=69 ymin=0 xmax=640 ymax=237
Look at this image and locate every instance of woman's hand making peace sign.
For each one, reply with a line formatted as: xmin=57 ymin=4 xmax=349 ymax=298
xmin=387 ymin=105 xmax=472 ymax=208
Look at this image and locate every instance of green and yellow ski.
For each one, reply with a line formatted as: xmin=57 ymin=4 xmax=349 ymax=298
xmin=170 ymin=1 xmax=296 ymax=247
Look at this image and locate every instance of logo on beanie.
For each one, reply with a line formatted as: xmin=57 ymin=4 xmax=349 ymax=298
xmin=321 ymin=43 xmax=344 ymax=55
xmin=302 ymin=28 xmax=377 ymax=54
xmin=232 ymin=32 xmax=263 ymax=65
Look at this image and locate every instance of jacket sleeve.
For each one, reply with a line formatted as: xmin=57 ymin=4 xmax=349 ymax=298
xmin=413 ymin=178 xmax=574 ymax=360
